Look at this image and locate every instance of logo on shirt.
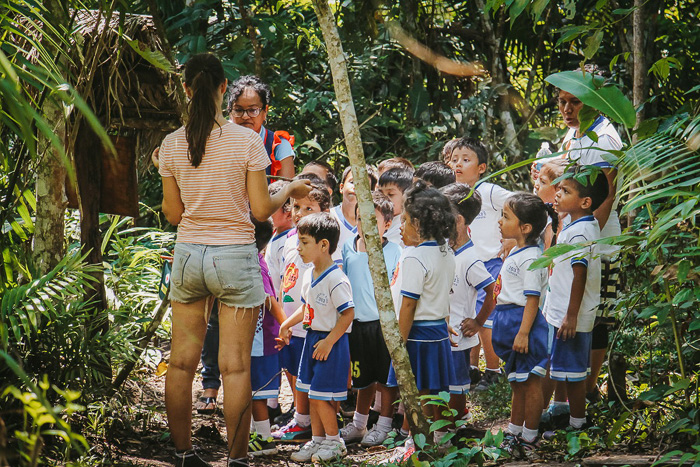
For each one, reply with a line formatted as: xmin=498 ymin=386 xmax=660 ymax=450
xmin=315 ymin=293 xmax=329 ymax=306
xmin=506 ymin=263 xmax=520 ymax=276
xmin=282 ymin=263 xmax=299 ymax=294
xmin=493 ymin=274 xmax=502 ymax=300
xmin=303 ymin=303 xmax=315 ymax=327
xmin=390 ymin=263 xmax=400 ymax=286
xmin=475 ymin=210 xmax=486 ymax=220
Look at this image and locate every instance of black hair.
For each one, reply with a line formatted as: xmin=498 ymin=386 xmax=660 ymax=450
xmin=296 ymin=212 xmax=341 ymax=254
xmin=341 ymin=165 xmax=378 ymax=191
xmin=451 ymin=137 xmax=489 ymax=166
xmin=304 ymin=160 xmax=338 ymax=192
xmin=440 ymin=183 xmax=482 ymax=226
xmin=563 ymin=165 xmax=610 ymax=212
xmin=415 ymin=161 xmax=456 ymax=188
xmin=378 ymin=167 xmax=414 ymax=193
xmin=183 ymin=53 xmax=226 ymax=168
xmin=292 ymin=174 xmax=331 ymax=211
xmin=403 ymin=180 xmax=456 ymax=245
xmin=227 ymin=75 xmax=271 ymax=112
xmin=505 ymin=192 xmax=559 ymax=246
xmin=378 ymin=157 xmax=414 ymax=173
xmin=355 ymin=190 xmax=394 ymax=223
xmin=251 ymin=214 xmax=274 ymax=252
xmin=268 ymin=180 xmax=291 ymax=213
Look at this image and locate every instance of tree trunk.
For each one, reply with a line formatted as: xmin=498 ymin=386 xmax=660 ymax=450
xmin=632 ymin=0 xmax=646 ymax=139
xmin=33 ymin=1 xmax=70 ymax=275
xmin=311 ymin=0 xmax=431 ymax=439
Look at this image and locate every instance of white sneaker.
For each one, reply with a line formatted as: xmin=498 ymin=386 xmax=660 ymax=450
xmin=340 ymin=423 xmax=367 ymax=442
xmin=311 ymin=439 xmax=347 ymax=462
xmin=290 ymin=440 xmax=323 ymax=463
xmin=361 ymin=425 xmax=391 ymax=447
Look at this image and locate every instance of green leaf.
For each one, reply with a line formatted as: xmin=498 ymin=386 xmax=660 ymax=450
xmin=413 ymin=433 xmax=426 ymax=449
xmin=689 ymin=321 xmax=700 ymax=332
xmin=531 ymin=0 xmax=550 ymax=23
xmin=430 ymin=419 xmax=452 ymax=432
xmin=124 ymin=39 xmax=174 ymax=73
xmin=509 ymin=0 xmax=529 ymax=23
xmin=583 ymin=30 xmax=604 ymax=60
xmin=664 ymin=379 xmax=690 ymax=396
xmin=606 ymin=411 xmax=630 ymax=445
xmin=545 ymin=71 xmax=636 ymax=128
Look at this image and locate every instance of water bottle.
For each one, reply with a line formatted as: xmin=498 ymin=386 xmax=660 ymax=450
xmin=534 ymin=142 xmax=552 ymax=171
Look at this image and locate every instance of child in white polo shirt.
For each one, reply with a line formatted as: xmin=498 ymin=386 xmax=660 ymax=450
xmin=278 ymin=212 xmax=355 ymax=463
xmin=543 ymin=166 xmax=609 ymax=432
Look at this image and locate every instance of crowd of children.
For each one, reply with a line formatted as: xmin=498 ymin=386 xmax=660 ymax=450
xmin=208 ymin=136 xmax=614 ymax=464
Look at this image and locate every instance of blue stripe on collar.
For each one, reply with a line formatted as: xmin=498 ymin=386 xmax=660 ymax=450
xmin=334 ymin=206 xmax=357 ymax=233
xmin=562 ymin=215 xmax=596 ymax=231
xmin=272 ymin=228 xmax=292 ymax=242
xmin=418 ymin=241 xmax=439 ymax=247
xmin=455 ymin=240 xmax=474 ymax=255
xmin=509 ymin=245 xmax=540 ymax=256
xmin=311 ymin=264 xmax=339 ymax=287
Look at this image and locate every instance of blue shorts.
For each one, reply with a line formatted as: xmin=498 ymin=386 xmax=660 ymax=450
xmin=170 ymin=242 xmax=265 ymax=308
xmin=549 ymin=329 xmax=592 ymax=382
xmin=449 ymin=348 xmax=472 ymax=394
xmin=279 ymin=335 xmax=305 ymax=377
xmin=251 ymin=354 xmax=280 ymax=400
xmin=386 ymin=320 xmax=455 ymax=393
xmin=491 ymin=304 xmax=549 ymax=382
xmin=296 ymin=330 xmax=350 ymax=401
xmin=477 ymin=258 xmax=502 ymax=328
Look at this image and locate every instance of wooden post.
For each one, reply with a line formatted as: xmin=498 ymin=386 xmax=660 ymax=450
xmin=311 ymin=0 xmax=430 ymax=438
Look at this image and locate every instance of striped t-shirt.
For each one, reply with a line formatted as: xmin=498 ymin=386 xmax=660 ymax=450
xmin=159 ymin=122 xmax=270 ymax=245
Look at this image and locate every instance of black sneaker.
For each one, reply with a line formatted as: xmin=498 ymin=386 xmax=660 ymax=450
xmin=340 ymin=390 xmax=357 ymax=417
xmin=367 ymin=409 xmax=380 ymax=430
xmin=274 ymin=408 xmax=294 ymax=426
xmin=472 ymin=369 xmax=501 ymax=392
xmin=469 ymin=367 xmax=482 ymax=390
xmin=248 ymin=432 xmax=278 ymax=457
xmin=267 ymin=404 xmax=282 ymax=422
xmin=174 ymin=447 xmax=211 ymax=467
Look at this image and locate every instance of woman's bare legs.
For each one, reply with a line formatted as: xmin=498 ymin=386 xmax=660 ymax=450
xmin=165 ymin=299 xmax=209 ymax=451
xmin=218 ymin=305 xmax=259 ymax=459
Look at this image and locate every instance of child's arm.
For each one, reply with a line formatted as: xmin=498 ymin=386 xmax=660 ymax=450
xmin=276 ymin=304 xmax=305 ymax=349
xmin=398 ymin=297 xmax=418 ymax=342
xmin=558 ymin=264 xmax=587 ymax=340
xmin=268 ymin=294 xmax=287 ymax=326
xmin=462 ymin=282 xmax=496 ymax=337
xmin=513 ymin=295 xmax=540 ymax=353
xmin=312 ymin=308 xmax=355 ymax=361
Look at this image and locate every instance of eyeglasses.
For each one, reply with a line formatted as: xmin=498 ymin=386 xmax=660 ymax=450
xmin=231 ymin=107 xmax=262 ymax=118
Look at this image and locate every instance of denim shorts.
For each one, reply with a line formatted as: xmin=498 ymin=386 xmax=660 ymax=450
xmin=170 ymin=242 xmax=265 ymax=309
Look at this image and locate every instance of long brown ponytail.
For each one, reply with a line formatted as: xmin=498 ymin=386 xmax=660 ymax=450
xmin=183 ymin=53 xmax=225 ymax=168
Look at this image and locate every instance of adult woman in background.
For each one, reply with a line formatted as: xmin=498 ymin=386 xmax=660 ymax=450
xmin=158 ymin=53 xmax=310 ymax=467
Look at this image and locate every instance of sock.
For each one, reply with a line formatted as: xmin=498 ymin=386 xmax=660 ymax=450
xmin=433 ymin=430 xmax=447 ymax=444
xmin=507 ymin=423 xmax=523 ymax=436
xmin=353 ymin=412 xmax=369 ymax=430
xmin=377 ymin=415 xmax=393 ymax=432
xmin=312 ymin=435 xmax=325 ymax=443
xmin=295 ymin=412 xmax=311 ymax=427
xmin=399 ymin=428 xmax=409 ymax=437
xmin=253 ymin=419 xmax=272 ymax=439
xmin=521 ymin=427 xmax=538 ymax=443
xmin=570 ymin=416 xmax=586 ymax=429
xmin=485 ymin=368 xmax=501 ymax=374
xmin=267 ymin=399 xmax=279 ymax=409
xmin=326 ymin=433 xmax=341 ymax=442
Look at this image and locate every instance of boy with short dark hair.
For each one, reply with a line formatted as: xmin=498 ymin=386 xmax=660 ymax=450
xmin=543 ymin=165 xmax=609 ymax=432
xmin=332 ymin=165 xmax=379 ymax=250
xmin=340 ymin=191 xmax=401 ymax=447
xmin=378 ymin=167 xmax=414 ymax=246
xmin=303 ymin=160 xmax=338 ymax=195
xmin=414 ymin=160 xmax=456 ymax=188
xmin=446 ymin=137 xmax=512 ymax=391
xmin=278 ymin=212 xmax=355 ymax=462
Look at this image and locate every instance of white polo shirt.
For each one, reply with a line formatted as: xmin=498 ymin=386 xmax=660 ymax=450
xmin=542 ymin=215 xmax=601 ymax=332
xmin=265 ymin=228 xmax=292 ymax=294
xmin=494 ymin=245 xmax=547 ymax=308
xmin=384 ymin=214 xmax=404 ymax=247
xmin=300 ymin=264 xmax=354 ymax=333
xmin=470 ymin=182 xmax=512 ymax=262
xmin=449 ymin=240 xmax=495 ymax=350
xmin=398 ymin=242 xmax=456 ymax=321
xmin=331 ymin=205 xmax=358 ymax=253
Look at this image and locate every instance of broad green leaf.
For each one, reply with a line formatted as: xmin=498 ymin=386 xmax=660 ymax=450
xmin=124 ymin=39 xmax=174 ymax=73
xmin=583 ymin=30 xmax=604 ymax=60
xmin=545 ymin=71 xmax=636 ymax=128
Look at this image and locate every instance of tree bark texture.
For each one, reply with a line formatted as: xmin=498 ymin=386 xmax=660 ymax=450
xmin=33 ymin=0 xmax=70 ymax=275
xmin=632 ymin=0 xmax=646 ymax=137
xmin=311 ymin=0 xmax=431 ymax=438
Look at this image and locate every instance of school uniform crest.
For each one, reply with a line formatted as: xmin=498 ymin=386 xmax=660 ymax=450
xmin=315 ymin=292 xmax=329 ymax=306
xmin=493 ymin=274 xmax=502 ymax=300
xmin=282 ymin=263 xmax=299 ymax=294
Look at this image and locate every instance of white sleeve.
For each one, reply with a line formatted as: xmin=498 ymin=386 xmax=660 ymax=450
xmin=400 ymin=255 xmax=427 ymax=300
xmin=491 ymin=184 xmax=513 ymax=211
xmin=330 ymin=278 xmax=354 ymax=313
xmin=465 ymin=260 xmax=495 ymax=290
xmin=522 ymin=258 xmax=546 ymax=298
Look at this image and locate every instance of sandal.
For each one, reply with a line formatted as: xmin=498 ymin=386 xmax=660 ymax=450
xmin=196 ymin=396 xmax=218 ymax=415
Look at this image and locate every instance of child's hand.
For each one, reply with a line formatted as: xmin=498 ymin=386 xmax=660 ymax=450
xmin=461 ymin=318 xmax=481 ymax=338
xmin=275 ymin=327 xmax=292 ymax=350
xmin=513 ymin=332 xmax=529 ymax=354
xmin=312 ymin=338 xmax=333 ymax=361
xmin=498 ymin=238 xmax=517 ymax=260
xmin=448 ymin=325 xmax=459 ymax=347
xmin=557 ymin=316 xmax=577 ymax=341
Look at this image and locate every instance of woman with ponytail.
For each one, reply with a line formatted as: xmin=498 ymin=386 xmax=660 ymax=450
xmin=158 ymin=53 xmax=311 ymax=467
